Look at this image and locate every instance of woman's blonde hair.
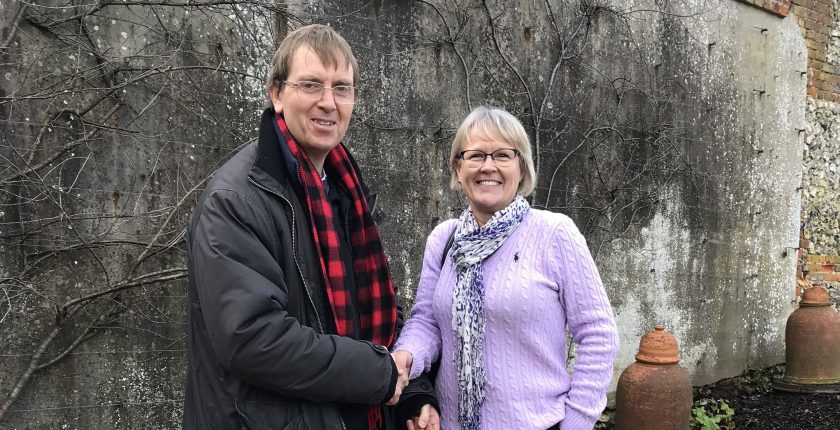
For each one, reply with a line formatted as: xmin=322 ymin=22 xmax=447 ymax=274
xmin=449 ymin=106 xmax=536 ymax=196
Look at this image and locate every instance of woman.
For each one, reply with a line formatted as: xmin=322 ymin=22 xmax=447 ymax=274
xmin=393 ymin=107 xmax=619 ymax=430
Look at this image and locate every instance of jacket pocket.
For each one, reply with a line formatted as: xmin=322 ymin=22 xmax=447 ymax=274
xmin=235 ymin=400 xmax=306 ymax=430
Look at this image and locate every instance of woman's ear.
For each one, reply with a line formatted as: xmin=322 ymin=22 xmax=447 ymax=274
xmin=453 ymin=160 xmax=462 ymax=183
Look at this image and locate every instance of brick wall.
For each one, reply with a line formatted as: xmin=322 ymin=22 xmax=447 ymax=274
xmin=790 ymin=0 xmax=840 ymax=102
xmin=738 ymin=0 xmax=793 ymax=16
xmin=800 ymin=246 xmax=840 ymax=304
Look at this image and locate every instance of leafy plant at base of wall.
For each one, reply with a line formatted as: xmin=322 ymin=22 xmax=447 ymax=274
xmin=690 ymin=398 xmax=735 ymax=430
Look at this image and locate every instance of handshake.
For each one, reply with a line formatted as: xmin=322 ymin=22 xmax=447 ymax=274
xmin=387 ymin=350 xmax=440 ymax=430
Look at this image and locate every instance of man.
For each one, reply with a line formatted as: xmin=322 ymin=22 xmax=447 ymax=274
xmin=183 ymin=24 xmax=438 ymax=429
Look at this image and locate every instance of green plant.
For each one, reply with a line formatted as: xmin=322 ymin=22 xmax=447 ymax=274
xmin=690 ymin=398 xmax=735 ymax=430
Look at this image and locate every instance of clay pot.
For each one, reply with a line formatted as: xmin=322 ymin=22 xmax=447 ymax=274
xmin=615 ymin=325 xmax=692 ymax=430
xmin=783 ymin=286 xmax=840 ymax=384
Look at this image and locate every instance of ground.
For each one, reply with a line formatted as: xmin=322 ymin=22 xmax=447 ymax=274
xmin=704 ymin=384 xmax=840 ymax=429
xmin=599 ymin=365 xmax=840 ymax=429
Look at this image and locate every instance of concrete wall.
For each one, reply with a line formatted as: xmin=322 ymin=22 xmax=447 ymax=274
xmin=597 ymin=2 xmax=806 ymax=383
xmin=0 ymin=0 xmax=807 ymax=427
xmin=330 ymin=0 xmax=806 ymax=386
xmin=0 ymin=2 xmax=268 ymax=428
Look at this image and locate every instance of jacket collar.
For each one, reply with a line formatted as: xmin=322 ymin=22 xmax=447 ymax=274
xmin=250 ymin=108 xmax=373 ymax=202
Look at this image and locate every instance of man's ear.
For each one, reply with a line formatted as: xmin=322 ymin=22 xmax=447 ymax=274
xmin=268 ymin=85 xmax=284 ymax=113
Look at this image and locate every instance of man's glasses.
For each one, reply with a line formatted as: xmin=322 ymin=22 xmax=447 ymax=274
xmin=284 ymin=81 xmax=356 ymax=104
xmin=456 ymin=148 xmax=519 ymax=166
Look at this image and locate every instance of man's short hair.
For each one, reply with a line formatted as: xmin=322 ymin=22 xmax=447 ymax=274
xmin=266 ymin=24 xmax=359 ymax=92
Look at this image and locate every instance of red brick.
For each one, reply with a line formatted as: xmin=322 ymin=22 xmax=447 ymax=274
xmin=812 ymin=11 xmax=832 ymax=24
xmin=814 ymin=3 xmax=831 ymax=15
xmin=808 ymin=85 xmax=818 ymax=96
xmin=811 ymin=21 xmax=830 ymax=35
xmin=809 ymin=272 xmax=840 ymax=282
xmin=795 ymin=1 xmax=810 ymax=9
xmin=806 ymin=255 xmax=840 ymax=264
xmin=812 ymin=31 xmax=829 ymax=43
xmin=794 ymin=15 xmax=807 ymax=31
xmin=825 ymin=73 xmax=840 ymax=84
xmin=809 ymin=48 xmax=827 ymax=62
xmin=742 ymin=0 xmax=793 ymax=15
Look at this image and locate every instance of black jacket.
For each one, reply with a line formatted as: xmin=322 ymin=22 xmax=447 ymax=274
xmin=183 ymin=109 xmax=436 ymax=429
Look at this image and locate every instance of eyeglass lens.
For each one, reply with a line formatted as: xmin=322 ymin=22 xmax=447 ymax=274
xmin=288 ymin=81 xmax=356 ymax=104
xmin=460 ymin=149 xmax=517 ymax=165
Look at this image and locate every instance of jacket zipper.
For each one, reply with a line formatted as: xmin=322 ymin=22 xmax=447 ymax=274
xmin=248 ymin=177 xmax=325 ymax=334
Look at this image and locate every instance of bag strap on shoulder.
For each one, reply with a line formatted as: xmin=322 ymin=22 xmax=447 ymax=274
xmin=439 ymin=227 xmax=456 ymax=269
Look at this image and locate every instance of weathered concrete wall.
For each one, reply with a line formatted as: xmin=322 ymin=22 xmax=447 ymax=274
xmin=330 ymin=0 xmax=806 ymax=387
xmin=0 ymin=1 xmax=269 ymax=428
xmin=598 ymin=3 xmax=806 ymax=384
xmin=0 ymin=0 xmax=807 ymax=428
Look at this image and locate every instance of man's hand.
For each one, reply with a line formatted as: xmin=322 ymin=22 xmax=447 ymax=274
xmin=387 ymin=351 xmax=412 ymax=405
xmin=406 ymin=404 xmax=440 ymax=430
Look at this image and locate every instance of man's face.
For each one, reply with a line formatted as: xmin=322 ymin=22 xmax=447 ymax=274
xmin=269 ymin=46 xmax=354 ymax=167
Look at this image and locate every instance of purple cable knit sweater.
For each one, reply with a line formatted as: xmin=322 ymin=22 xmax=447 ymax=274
xmin=394 ymin=209 xmax=619 ymax=430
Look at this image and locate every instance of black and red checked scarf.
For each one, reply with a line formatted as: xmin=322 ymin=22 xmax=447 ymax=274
xmin=276 ymin=114 xmax=397 ymax=430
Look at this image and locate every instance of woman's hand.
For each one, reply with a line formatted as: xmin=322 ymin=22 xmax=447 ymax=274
xmin=406 ymin=404 xmax=440 ymax=430
xmin=392 ymin=350 xmax=414 ymax=373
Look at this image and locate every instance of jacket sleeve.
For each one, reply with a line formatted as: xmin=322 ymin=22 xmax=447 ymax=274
xmin=393 ymin=373 xmax=439 ymax=428
xmin=551 ymin=216 xmax=620 ymax=430
xmin=191 ymin=189 xmax=394 ymax=404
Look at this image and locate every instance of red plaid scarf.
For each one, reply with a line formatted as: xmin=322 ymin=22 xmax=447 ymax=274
xmin=277 ymin=115 xmax=397 ymax=428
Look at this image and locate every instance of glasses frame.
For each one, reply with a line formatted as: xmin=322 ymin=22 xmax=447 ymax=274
xmin=283 ymin=80 xmax=357 ymax=105
xmin=456 ymin=148 xmax=520 ymax=166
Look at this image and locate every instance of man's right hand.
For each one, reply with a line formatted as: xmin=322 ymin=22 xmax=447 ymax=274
xmin=386 ymin=350 xmax=413 ymax=405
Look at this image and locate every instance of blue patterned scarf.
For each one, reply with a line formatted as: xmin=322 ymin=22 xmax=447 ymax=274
xmin=450 ymin=195 xmax=530 ymax=430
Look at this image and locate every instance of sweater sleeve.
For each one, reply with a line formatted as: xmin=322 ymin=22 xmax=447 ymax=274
xmin=393 ymin=219 xmax=456 ymax=379
xmin=551 ymin=216 xmax=620 ymax=430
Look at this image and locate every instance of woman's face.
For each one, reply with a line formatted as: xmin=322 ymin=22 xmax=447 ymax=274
xmin=455 ymin=133 xmax=522 ymax=226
